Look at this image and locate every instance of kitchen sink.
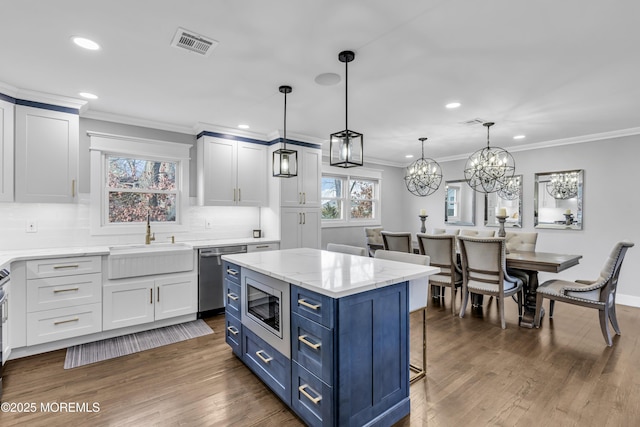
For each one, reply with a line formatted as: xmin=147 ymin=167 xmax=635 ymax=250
xmin=107 ymin=243 xmax=195 ymax=279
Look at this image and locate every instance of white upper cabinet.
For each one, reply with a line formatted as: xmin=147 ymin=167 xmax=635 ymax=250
xmin=15 ymin=105 xmax=79 ymax=203
xmin=0 ymin=98 xmax=14 ymax=202
xmin=280 ymin=145 xmax=321 ymax=207
xmin=197 ymin=135 xmax=267 ymax=206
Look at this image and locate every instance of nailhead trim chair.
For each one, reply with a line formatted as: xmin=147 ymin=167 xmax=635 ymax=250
xmin=364 ymin=227 xmax=384 ymax=257
xmin=534 ymin=241 xmax=634 ymax=346
xmin=416 ymin=233 xmax=462 ymax=316
xmin=458 ymin=236 xmax=524 ymax=329
xmin=381 ymin=231 xmax=413 ymax=253
xmin=326 ymin=243 xmax=367 ymax=257
xmin=374 ymin=249 xmax=431 ymax=384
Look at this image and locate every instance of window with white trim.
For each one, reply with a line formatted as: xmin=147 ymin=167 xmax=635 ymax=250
xmin=321 ymin=166 xmax=381 ymax=227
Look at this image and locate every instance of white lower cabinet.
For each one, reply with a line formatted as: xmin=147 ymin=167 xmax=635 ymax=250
xmin=103 ymin=273 xmax=197 ymax=331
xmin=26 ymin=303 xmax=102 ymax=346
xmin=280 ymin=208 xmax=321 ymax=250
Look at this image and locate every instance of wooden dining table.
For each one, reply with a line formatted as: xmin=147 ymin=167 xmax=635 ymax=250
xmin=506 ymin=250 xmax=583 ymax=328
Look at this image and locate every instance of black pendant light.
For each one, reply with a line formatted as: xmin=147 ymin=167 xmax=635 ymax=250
xmin=330 ymin=50 xmax=363 ymax=168
xmin=273 ymin=85 xmax=298 ymax=178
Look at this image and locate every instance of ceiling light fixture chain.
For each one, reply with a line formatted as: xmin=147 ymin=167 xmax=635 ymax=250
xmin=404 ymin=137 xmax=443 ymax=197
xmin=464 ymin=121 xmax=516 ymax=193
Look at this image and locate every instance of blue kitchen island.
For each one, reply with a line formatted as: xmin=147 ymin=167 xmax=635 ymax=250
xmin=222 ymin=248 xmax=439 ymax=427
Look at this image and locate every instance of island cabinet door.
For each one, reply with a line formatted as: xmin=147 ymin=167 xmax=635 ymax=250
xmin=336 ymin=282 xmax=410 ymax=427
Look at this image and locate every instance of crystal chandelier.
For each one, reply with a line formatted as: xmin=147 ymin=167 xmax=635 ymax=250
xmin=498 ymin=175 xmax=521 ymax=200
xmin=272 ymin=85 xmax=298 ymax=178
xmin=330 ymin=50 xmax=363 ymax=168
xmin=404 ymin=137 xmax=442 ymax=197
xmin=464 ymin=122 xmax=515 ymax=193
xmin=546 ymin=171 xmax=579 ymax=199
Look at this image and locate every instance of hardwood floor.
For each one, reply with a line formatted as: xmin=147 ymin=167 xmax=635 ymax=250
xmin=1 ymin=296 xmax=639 ymax=426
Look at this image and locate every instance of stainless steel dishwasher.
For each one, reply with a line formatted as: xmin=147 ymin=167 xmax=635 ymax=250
xmin=198 ymin=245 xmax=247 ymax=317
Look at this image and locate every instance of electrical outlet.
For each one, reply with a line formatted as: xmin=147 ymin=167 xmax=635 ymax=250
xmin=205 ymin=218 xmax=213 ymax=229
xmin=26 ymin=220 xmax=38 ymax=233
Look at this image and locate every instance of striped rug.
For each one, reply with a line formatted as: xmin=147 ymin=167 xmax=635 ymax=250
xmin=64 ymin=319 xmax=213 ymax=369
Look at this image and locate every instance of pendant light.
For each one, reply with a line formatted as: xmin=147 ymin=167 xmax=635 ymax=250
xmin=404 ymin=137 xmax=442 ymax=197
xmin=272 ymin=85 xmax=298 ymax=178
xmin=464 ymin=122 xmax=515 ymax=193
xmin=330 ymin=50 xmax=363 ymax=168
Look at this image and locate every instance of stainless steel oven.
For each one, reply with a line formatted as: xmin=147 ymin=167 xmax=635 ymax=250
xmin=0 ymin=268 xmax=9 ymax=402
xmin=241 ymin=269 xmax=290 ymax=357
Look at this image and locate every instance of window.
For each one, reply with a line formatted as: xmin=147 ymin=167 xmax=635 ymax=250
xmin=89 ymin=132 xmax=190 ymax=235
xmin=321 ymin=166 xmax=381 ymax=227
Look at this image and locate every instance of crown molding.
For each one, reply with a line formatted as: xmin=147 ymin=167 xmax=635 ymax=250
xmin=83 ymin=110 xmax=194 ymax=135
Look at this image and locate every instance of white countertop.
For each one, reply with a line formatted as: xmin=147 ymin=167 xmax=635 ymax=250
xmin=222 ymin=248 xmax=440 ymax=298
xmin=0 ymin=237 xmax=280 ymax=270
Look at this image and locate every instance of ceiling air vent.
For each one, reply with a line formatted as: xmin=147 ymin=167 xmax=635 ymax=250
xmin=171 ymin=27 xmax=218 ymax=56
xmin=459 ymin=118 xmax=486 ymax=126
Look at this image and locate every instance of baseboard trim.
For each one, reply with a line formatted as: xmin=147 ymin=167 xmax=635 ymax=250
xmin=616 ymin=293 xmax=640 ymax=308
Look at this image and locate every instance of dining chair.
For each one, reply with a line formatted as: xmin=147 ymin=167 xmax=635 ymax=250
xmin=374 ymin=249 xmax=431 ymax=384
xmin=459 ymin=229 xmax=496 ymax=237
xmin=364 ymin=227 xmax=384 ymax=257
xmin=416 ymin=233 xmax=462 ymax=316
xmin=504 ymin=231 xmax=538 ymax=287
xmin=458 ymin=236 xmax=524 ymax=329
xmin=326 ymin=243 xmax=367 ymax=257
xmin=381 ymin=231 xmax=412 ymax=253
xmin=534 ymin=241 xmax=634 ymax=346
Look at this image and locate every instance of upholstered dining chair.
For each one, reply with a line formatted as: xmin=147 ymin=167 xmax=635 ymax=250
xmin=534 ymin=241 xmax=634 ymax=346
xmin=326 ymin=243 xmax=367 ymax=257
xmin=364 ymin=227 xmax=384 ymax=257
xmin=459 ymin=229 xmax=496 ymax=237
xmin=504 ymin=231 xmax=538 ymax=287
xmin=416 ymin=233 xmax=462 ymax=316
xmin=458 ymin=236 xmax=524 ymax=329
xmin=381 ymin=231 xmax=413 ymax=253
xmin=432 ymin=228 xmax=460 ymax=235
xmin=374 ymin=250 xmax=431 ymax=384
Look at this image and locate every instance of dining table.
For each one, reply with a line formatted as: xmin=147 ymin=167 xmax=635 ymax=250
xmin=506 ymin=250 xmax=583 ymax=328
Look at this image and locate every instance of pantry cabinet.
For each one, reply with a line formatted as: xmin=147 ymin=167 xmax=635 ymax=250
xmin=14 ymin=105 xmax=79 ymax=203
xmin=280 ymin=208 xmax=321 ymax=250
xmin=280 ymin=146 xmax=321 ymax=207
xmin=197 ymin=135 xmax=267 ymax=206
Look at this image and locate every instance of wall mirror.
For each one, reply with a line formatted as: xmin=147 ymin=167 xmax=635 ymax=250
xmin=534 ymin=169 xmax=583 ymax=230
xmin=485 ymin=175 xmax=523 ymax=228
xmin=445 ymin=179 xmax=476 ymax=226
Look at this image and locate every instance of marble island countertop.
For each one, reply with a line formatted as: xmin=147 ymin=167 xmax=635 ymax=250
xmin=222 ymin=248 xmax=440 ymax=298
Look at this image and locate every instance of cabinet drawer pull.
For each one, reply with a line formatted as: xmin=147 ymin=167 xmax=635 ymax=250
xmin=54 ymin=317 xmax=79 ymax=325
xmin=256 ymin=350 xmax=273 ymax=364
xmin=255 ymin=245 xmax=269 ymax=249
xmin=227 ymin=293 xmax=239 ymax=301
xmin=298 ymin=335 xmax=321 ymax=350
xmin=298 ymin=384 xmax=322 ymax=404
xmin=53 ymin=287 xmax=80 ymax=293
xmin=227 ymin=325 xmax=239 ymax=336
xmin=226 ymin=268 xmax=238 ymax=276
xmin=53 ymin=264 xmax=79 ymax=270
xmin=298 ymin=298 xmax=320 ymax=311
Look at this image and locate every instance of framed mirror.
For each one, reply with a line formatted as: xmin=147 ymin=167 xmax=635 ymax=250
xmin=485 ymin=175 xmax=523 ymax=228
xmin=534 ymin=169 xmax=583 ymax=230
xmin=445 ymin=179 xmax=476 ymax=226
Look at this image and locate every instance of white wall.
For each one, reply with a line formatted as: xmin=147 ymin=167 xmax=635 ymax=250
xmin=403 ymin=135 xmax=640 ymax=304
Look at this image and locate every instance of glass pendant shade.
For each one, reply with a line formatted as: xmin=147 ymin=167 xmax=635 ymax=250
xmin=273 ymin=85 xmax=298 ymax=178
xmin=464 ymin=122 xmax=516 ymax=193
xmin=546 ymin=171 xmax=579 ymax=199
xmin=330 ymin=50 xmax=363 ymax=168
xmin=404 ymin=137 xmax=442 ymax=197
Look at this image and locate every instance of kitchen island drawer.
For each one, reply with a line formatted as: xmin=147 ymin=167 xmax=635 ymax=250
xmin=26 ymin=256 xmax=101 ymax=279
xmin=27 ymin=273 xmax=102 ymax=312
xmin=292 ymin=313 xmax=334 ymax=385
xmin=291 ymin=285 xmax=335 ymax=328
xmin=224 ymin=262 xmax=241 ymax=285
xmin=292 ymin=361 xmax=333 ymax=427
xmin=26 ymin=302 xmax=102 ymax=345
xmin=243 ymin=326 xmax=291 ymax=405
xmin=225 ymin=312 xmax=242 ymax=357
xmin=224 ymin=279 xmax=241 ymax=317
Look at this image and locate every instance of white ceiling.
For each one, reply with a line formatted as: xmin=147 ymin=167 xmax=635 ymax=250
xmin=2 ymin=0 xmax=639 ymax=165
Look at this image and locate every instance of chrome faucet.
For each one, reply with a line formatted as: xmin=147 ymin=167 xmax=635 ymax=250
xmin=145 ymin=214 xmax=155 ymax=245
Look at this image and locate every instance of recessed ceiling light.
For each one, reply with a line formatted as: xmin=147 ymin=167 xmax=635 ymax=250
xmin=71 ymin=36 xmax=100 ymax=50
xmin=238 ymin=124 xmax=250 ymax=129
xmin=405 ymin=154 xmax=414 ymax=158
xmin=79 ymin=92 xmax=98 ymax=99
xmin=513 ymin=135 xmax=526 ymax=140
xmin=446 ymin=102 xmax=461 ymax=109
xmin=314 ymin=73 xmax=341 ymax=86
